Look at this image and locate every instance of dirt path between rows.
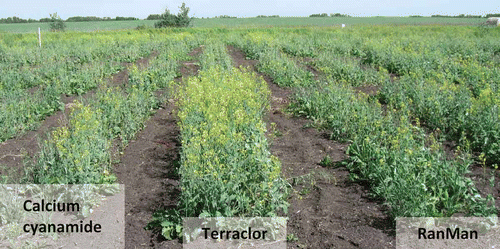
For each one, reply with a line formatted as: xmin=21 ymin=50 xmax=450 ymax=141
xmin=113 ymin=102 xmax=182 ymax=248
xmin=0 ymin=54 xmax=157 ymax=182
xmin=228 ymin=45 xmax=396 ymax=248
xmin=114 ymin=46 xmax=202 ymax=248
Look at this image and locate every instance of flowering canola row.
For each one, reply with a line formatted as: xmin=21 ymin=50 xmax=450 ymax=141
xmin=177 ymin=65 xmax=289 ymax=219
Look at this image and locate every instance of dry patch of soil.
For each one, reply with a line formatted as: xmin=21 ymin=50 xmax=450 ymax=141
xmin=113 ymin=105 xmax=182 ymax=248
xmin=353 ymin=85 xmax=381 ymax=96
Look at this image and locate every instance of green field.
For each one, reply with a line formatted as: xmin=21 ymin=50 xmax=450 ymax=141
xmin=1 ymin=23 xmax=499 ymax=247
xmin=0 ymin=20 xmax=157 ymax=33
xmin=0 ymin=17 xmax=489 ymax=33
xmin=191 ymin=16 xmax=488 ymax=27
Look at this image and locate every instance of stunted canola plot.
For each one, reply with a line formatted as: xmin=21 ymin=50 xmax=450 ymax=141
xmin=0 ymin=25 xmax=499 ymax=245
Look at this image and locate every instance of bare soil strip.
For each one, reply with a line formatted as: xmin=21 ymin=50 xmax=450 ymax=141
xmin=0 ymin=53 xmax=159 ymax=181
xmin=113 ymin=47 xmax=202 ymax=248
xmin=113 ymin=103 xmax=182 ymax=248
xmin=227 ymin=45 xmax=396 ymax=248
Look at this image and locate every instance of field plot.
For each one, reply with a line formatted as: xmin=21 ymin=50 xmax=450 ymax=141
xmin=0 ymin=17 xmax=488 ymax=33
xmin=0 ymin=25 xmax=499 ymax=248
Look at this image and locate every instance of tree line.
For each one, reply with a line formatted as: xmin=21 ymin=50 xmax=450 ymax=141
xmin=310 ymin=13 xmax=351 ymax=17
xmin=3 ymin=9 xmax=499 ymax=26
xmin=0 ymin=15 xmax=138 ymax=24
xmin=430 ymin=14 xmax=484 ymax=18
xmin=411 ymin=14 xmax=500 ymax=18
xmin=66 ymin=16 xmax=138 ymax=22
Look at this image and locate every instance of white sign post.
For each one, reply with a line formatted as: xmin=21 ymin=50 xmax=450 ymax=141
xmin=342 ymin=24 xmax=345 ymax=28
xmin=38 ymin=27 xmax=41 ymax=48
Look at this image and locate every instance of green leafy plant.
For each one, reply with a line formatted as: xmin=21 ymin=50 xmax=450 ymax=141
xmin=319 ymin=155 xmax=333 ymax=167
xmin=287 ymin=233 xmax=299 ymax=242
xmin=149 ymin=62 xmax=289 ymax=240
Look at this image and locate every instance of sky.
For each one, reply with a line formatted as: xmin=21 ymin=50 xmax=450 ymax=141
xmin=2 ymin=0 xmax=500 ymax=20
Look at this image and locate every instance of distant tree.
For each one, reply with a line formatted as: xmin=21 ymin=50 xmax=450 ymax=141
xmin=175 ymin=3 xmax=191 ymax=27
xmin=431 ymin=14 xmax=481 ymax=18
xmin=217 ymin=15 xmax=236 ymax=18
xmin=0 ymin=16 xmax=36 ymax=23
xmin=147 ymin=14 xmax=162 ymax=20
xmin=136 ymin=24 xmax=148 ymax=30
xmin=155 ymin=7 xmax=177 ymax=27
xmin=155 ymin=2 xmax=191 ymax=28
xmin=66 ymin=16 xmax=101 ymax=22
xmin=49 ymin=12 xmax=66 ymax=32
xmin=310 ymin=13 xmax=328 ymax=17
xmin=485 ymin=13 xmax=500 ymax=18
xmin=115 ymin=16 xmax=138 ymax=21
xmin=431 ymin=15 xmax=449 ymax=18
xmin=330 ymin=13 xmax=350 ymax=17
xmin=431 ymin=14 xmax=482 ymax=18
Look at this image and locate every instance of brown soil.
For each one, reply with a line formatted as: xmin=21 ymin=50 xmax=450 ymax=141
xmin=110 ymin=64 xmax=131 ymax=88
xmin=228 ymin=45 xmax=395 ymax=248
xmin=295 ymin=57 xmax=320 ymax=81
xmin=440 ymin=139 xmax=500 ymax=217
xmin=389 ymin=73 xmax=399 ymax=82
xmin=179 ymin=62 xmax=199 ymax=77
xmin=353 ymin=85 xmax=381 ymax=96
xmin=176 ymin=45 xmax=203 ymax=79
xmin=466 ymin=164 xmax=500 ymax=216
xmin=188 ymin=46 xmax=204 ymax=57
xmin=113 ymin=104 xmax=182 ymax=248
xmin=110 ymin=51 xmax=158 ymax=89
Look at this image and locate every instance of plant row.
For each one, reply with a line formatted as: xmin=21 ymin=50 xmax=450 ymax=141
xmin=292 ymin=84 xmax=496 ymax=217
xmin=253 ymin=27 xmax=500 ymax=165
xmin=231 ymin=30 xmax=497 ymax=218
xmin=0 ymin=33 xmax=170 ymax=142
xmin=22 ymin=38 xmax=191 ymax=184
xmin=178 ymin=66 xmax=288 ymax=217
xmin=149 ymin=43 xmax=289 ymax=239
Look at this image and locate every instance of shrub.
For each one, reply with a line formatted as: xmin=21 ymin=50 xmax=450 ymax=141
xmin=310 ymin=13 xmax=328 ymax=17
xmin=146 ymin=14 xmax=161 ymax=20
xmin=49 ymin=12 xmax=66 ymax=32
xmin=135 ymin=24 xmax=148 ymax=30
xmin=155 ymin=2 xmax=191 ymax=28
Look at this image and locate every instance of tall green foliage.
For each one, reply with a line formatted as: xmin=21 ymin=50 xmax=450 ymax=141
xmin=155 ymin=2 xmax=191 ymax=28
xmin=49 ymin=12 xmax=66 ymax=32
